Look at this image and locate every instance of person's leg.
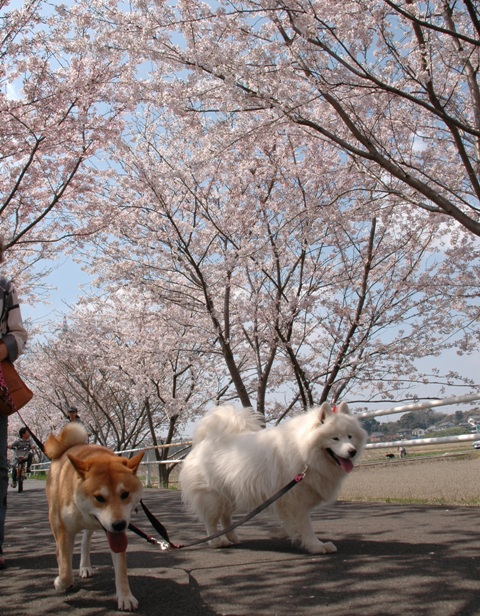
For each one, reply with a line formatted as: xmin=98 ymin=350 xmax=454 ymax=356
xmin=0 ymin=414 xmax=8 ymax=567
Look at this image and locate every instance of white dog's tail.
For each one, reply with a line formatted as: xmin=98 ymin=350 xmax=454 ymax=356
xmin=44 ymin=423 xmax=88 ymax=460
xmin=192 ymin=405 xmax=263 ymax=445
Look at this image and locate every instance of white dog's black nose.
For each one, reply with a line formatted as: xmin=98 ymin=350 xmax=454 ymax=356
xmin=112 ymin=520 xmax=127 ymax=532
xmin=348 ymin=448 xmax=357 ymax=458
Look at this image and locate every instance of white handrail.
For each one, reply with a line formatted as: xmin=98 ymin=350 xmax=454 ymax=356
xmin=366 ymin=432 xmax=479 ymax=450
xmin=28 ymin=393 xmax=480 ymax=475
xmin=356 ymin=392 xmax=480 ymax=419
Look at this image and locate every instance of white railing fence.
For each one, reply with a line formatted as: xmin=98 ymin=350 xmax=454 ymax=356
xmin=29 ymin=392 xmax=480 ymax=476
xmin=356 ymin=393 xmax=480 ymax=450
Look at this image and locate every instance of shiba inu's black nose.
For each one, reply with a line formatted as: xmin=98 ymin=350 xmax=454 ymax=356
xmin=112 ymin=520 xmax=127 ymax=532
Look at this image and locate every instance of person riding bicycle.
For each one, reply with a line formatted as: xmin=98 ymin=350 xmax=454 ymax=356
xmin=8 ymin=428 xmax=35 ymax=488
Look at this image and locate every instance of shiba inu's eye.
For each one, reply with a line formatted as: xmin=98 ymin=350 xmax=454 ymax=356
xmin=95 ymin=495 xmax=106 ymax=503
xmin=121 ymin=491 xmax=130 ymax=500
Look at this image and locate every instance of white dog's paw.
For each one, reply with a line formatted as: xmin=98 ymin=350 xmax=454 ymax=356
xmin=304 ymin=540 xmax=337 ymax=554
xmin=54 ymin=575 xmax=74 ymax=591
xmin=321 ymin=541 xmax=337 ymax=554
xmin=270 ymin=526 xmax=288 ymax=539
xmin=117 ymin=593 xmax=138 ymax=611
xmin=79 ymin=566 xmax=94 ymax=578
xmin=210 ymin=536 xmax=234 ymax=548
xmin=225 ymin=530 xmax=240 ymax=544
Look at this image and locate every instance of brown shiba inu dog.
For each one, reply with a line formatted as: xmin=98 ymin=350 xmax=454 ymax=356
xmin=45 ymin=423 xmax=144 ymax=612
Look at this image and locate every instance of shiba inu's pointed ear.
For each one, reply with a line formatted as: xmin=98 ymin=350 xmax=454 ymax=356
xmin=335 ymin=402 xmax=350 ymax=415
xmin=67 ymin=454 xmax=90 ymax=479
xmin=318 ymin=402 xmax=332 ymax=424
xmin=126 ymin=451 xmax=144 ymax=474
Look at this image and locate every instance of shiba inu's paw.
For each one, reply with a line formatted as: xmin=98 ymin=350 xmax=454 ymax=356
xmin=117 ymin=593 xmax=138 ymax=611
xmin=304 ymin=539 xmax=337 ymax=554
xmin=54 ymin=575 xmax=74 ymax=591
xmin=79 ymin=566 xmax=94 ymax=578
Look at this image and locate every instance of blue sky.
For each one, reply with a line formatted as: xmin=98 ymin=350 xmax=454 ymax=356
xmin=21 ymin=258 xmax=91 ymax=328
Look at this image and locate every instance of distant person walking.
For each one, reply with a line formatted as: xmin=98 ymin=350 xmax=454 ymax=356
xmin=67 ymin=406 xmax=83 ymax=425
xmin=66 ymin=406 xmax=89 ymax=442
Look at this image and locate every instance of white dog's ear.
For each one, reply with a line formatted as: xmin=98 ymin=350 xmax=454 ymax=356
xmin=318 ymin=401 xmax=350 ymax=423
xmin=318 ymin=402 xmax=332 ymax=424
xmin=335 ymin=402 xmax=350 ymax=415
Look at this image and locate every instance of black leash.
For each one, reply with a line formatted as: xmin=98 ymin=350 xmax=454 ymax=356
xmin=17 ymin=411 xmax=46 ymax=455
xmin=130 ymin=467 xmax=308 ymax=550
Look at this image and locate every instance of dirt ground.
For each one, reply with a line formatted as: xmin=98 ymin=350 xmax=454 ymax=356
xmin=339 ymin=449 xmax=480 ymax=506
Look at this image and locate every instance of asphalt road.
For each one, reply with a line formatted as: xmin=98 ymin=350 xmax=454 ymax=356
xmin=0 ymin=479 xmax=479 ymax=616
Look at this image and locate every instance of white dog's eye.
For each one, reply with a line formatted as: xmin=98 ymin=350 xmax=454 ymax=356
xmin=95 ymin=495 xmax=106 ymax=503
xmin=333 ymin=437 xmax=339 ymax=441
xmin=348 ymin=435 xmax=352 ymax=439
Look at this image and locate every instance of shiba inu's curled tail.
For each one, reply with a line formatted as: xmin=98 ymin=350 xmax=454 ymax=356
xmin=44 ymin=423 xmax=88 ymax=460
xmin=192 ymin=404 xmax=263 ymax=446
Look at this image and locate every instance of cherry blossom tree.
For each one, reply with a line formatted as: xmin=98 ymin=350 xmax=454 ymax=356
xmin=60 ymin=0 xmax=477 ymax=418
xmin=0 ymin=0 xmax=128 ymax=295
xmin=74 ymin=103 xmax=479 ymax=418
xmin=84 ymin=0 xmax=480 ymax=236
xmin=3 ymin=1 xmax=478 ymax=435
xmin=23 ymin=284 xmax=218 ymax=483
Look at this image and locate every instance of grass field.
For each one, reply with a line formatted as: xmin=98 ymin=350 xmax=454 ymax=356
xmin=339 ymin=443 xmax=480 ymax=506
xmin=89 ymin=440 xmax=480 ymax=506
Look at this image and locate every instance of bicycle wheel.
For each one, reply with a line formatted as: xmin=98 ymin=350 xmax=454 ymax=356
xmin=18 ymin=462 xmax=24 ymax=493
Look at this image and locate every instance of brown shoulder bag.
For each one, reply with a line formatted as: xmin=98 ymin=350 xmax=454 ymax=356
xmin=0 ymin=360 xmax=33 ymax=417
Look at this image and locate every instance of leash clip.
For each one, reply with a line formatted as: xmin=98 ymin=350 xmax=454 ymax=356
xmin=158 ymin=540 xmax=171 ymax=551
xmin=294 ymin=465 xmax=308 ymax=482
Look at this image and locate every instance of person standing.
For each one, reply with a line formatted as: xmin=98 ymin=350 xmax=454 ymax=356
xmin=0 ymin=237 xmax=28 ymax=569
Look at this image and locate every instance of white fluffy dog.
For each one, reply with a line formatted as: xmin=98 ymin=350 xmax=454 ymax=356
xmin=180 ymin=401 xmax=367 ymax=554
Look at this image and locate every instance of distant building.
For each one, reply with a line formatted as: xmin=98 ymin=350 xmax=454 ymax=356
xmin=412 ymin=428 xmax=425 ymax=437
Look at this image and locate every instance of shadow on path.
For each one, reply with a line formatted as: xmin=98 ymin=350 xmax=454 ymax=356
xmin=0 ymin=481 xmax=478 ymax=616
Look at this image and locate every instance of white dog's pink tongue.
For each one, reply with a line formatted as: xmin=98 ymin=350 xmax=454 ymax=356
xmin=338 ymin=457 xmax=354 ymax=473
xmin=107 ymin=531 xmax=128 ymax=553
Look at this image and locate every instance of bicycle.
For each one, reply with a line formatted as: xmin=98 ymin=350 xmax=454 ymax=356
xmin=12 ymin=456 xmax=28 ymax=493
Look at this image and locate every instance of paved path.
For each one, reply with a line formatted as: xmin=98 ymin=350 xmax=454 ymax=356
xmin=0 ymin=480 xmax=479 ymax=616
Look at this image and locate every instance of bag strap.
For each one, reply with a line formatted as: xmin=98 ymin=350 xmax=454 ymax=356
xmin=0 ymin=276 xmax=13 ymax=327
